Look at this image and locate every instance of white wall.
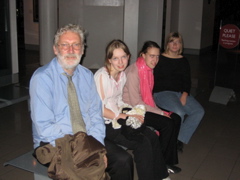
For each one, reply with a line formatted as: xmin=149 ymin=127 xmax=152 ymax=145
xmin=9 ymin=0 xmax=18 ymax=75
xmin=164 ymin=0 xmax=180 ymax=47
xmin=170 ymin=0 xmax=180 ymax=33
xmin=22 ymin=0 xmax=216 ymax=67
xmin=23 ymin=0 xmax=39 ymax=46
xmin=39 ymin=0 xmax=58 ymax=65
xmin=178 ymin=0 xmax=203 ymax=50
xmin=177 ymin=0 xmax=215 ymax=54
xmin=59 ymin=0 xmax=124 ymax=68
xmin=124 ymin=0 xmax=139 ymax=62
xmin=201 ymin=0 xmax=215 ymax=49
xmin=138 ymin=0 xmax=164 ymax=51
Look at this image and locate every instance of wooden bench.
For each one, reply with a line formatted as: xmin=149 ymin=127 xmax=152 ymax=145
xmin=0 ymin=84 xmax=30 ymax=109
xmin=4 ymin=150 xmax=51 ymax=180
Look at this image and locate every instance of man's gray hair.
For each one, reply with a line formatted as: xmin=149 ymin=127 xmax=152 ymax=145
xmin=53 ymin=24 xmax=85 ymax=46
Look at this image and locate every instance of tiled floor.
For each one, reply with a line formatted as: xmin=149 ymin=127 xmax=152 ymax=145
xmin=0 ymin=49 xmax=240 ymax=180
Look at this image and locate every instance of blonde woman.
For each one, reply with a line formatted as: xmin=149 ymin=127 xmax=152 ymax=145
xmin=153 ymin=32 xmax=205 ymax=152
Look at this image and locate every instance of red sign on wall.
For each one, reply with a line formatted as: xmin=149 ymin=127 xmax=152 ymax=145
xmin=219 ymin=24 xmax=240 ymax=49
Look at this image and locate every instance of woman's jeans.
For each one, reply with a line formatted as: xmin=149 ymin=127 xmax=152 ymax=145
xmin=154 ymin=91 xmax=205 ymax=144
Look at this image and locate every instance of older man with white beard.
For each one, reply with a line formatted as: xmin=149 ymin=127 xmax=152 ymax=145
xmin=30 ymin=24 xmax=133 ymax=180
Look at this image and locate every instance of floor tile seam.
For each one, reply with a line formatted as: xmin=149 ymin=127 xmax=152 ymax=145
xmin=0 ymin=157 xmax=7 ymax=164
xmin=0 ymin=142 xmax=33 ymax=151
xmin=0 ymin=166 xmax=19 ymax=177
xmin=205 ymin=153 xmax=240 ymax=164
xmin=0 ymin=145 xmax=30 ymax=160
xmin=226 ymin=153 xmax=240 ymax=180
xmin=191 ymin=138 xmax=217 ymax=178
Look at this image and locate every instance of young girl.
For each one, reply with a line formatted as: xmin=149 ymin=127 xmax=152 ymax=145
xmin=94 ymin=40 xmax=170 ymax=180
xmin=122 ymin=41 xmax=181 ymax=174
xmin=153 ymin=32 xmax=205 ymax=151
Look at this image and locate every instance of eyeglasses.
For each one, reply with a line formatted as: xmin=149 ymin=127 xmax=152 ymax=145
xmin=57 ymin=43 xmax=82 ymax=50
xmin=147 ymin=54 xmax=159 ymax=59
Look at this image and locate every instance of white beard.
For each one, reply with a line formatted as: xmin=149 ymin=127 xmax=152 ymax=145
xmin=57 ymin=53 xmax=82 ymax=70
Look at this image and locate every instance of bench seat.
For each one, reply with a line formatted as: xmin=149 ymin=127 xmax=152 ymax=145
xmin=4 ymin=150 xmax=50 ymax=180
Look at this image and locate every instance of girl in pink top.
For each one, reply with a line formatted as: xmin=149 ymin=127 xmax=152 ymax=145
xmin=123 ymin=41 xmax=182 ymax=174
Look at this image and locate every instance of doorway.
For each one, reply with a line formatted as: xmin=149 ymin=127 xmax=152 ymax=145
xmin=16 ymin=0 xmax=26 ymax=76
xmin=0 ymin=0 xmax=11 ymax=84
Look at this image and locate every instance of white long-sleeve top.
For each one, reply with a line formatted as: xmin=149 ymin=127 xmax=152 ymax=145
xmin=94 ymin=67 xmax=126 ymax=128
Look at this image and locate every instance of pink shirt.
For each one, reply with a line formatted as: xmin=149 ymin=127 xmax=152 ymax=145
xmin=122 ymin=63 xmax=164 ymax=115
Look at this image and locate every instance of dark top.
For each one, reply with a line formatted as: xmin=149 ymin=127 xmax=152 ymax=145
xmin=153 ymin=55 xmax=191 ymax=94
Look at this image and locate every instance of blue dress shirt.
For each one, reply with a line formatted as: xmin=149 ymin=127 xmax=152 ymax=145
xmin=30 ymin=57 xmax=105 ymax=148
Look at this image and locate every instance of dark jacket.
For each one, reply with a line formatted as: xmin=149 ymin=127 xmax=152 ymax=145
xmin=35 ymin=132 xmax=110 ymax=180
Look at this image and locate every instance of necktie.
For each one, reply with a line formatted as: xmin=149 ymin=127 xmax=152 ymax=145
xmin=66 ymin=75 xmax=86 ymax=134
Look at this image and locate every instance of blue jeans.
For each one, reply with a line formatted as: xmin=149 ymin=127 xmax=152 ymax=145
xmin=154 ymin=91 xmax=205 ymax=144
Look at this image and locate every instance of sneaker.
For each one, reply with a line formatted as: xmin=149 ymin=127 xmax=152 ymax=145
xmin=167 ymin=165 xmax=181 ymax=174
xmin=162 ymin=176 xmax=171 ymax=180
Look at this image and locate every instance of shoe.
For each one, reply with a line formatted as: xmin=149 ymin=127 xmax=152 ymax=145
xmin=167 ymin=165 xmax=181 ymax=174
xmin=162 ymin=176 xmax=171 ymax=180
xmin=177 ymin=140 xmax=184 ymax=153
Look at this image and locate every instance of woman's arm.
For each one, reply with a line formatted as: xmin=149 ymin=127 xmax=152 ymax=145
xmin=182 ymin=57 xmax=192 ymax=94
xmin=95 ymin=72 xmax=129 ymax=121
xmin=180 ymin=91 xmax=188 ymax=106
